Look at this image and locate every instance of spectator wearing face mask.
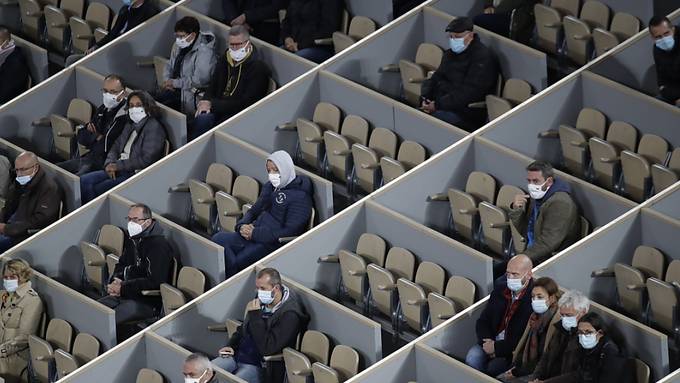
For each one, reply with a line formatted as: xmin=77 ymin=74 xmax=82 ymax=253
xmin=0 ymin=26 xmax=29 ymax=105
xmin=98 ymin=204 xmax=176 ymax=335
xmin=156 ymin=17 xmax=217 ymax=115
xmin=465 ymin=255 xmax=534 ymax=376
xmin=473 ymin=0 xmax=540 ymax=44
xmin=497 ymin=277 xmax=561 ymax=382
xmin=191 ymin=25 xmax=271 ymax=140
xmin=57 ymin=74 xmax=129 ymax=176
xmin=0 ymin=152 xmax=61 ymax=253
xmin=0 ymin=259 xmax=42 ymax=383
xmin=88 ymin=0 xmax=158 ymax=52
xmin=212 ymin=268 xmax=309 ymax=383
xmin=183 ymin=353 xmax=217 ymax=383
xmin=280 ymin=0 xmax=343 ymax=63
xmin=79 ymin=91 xmax=168 ymax=204
xmin=509 ymin=161 xmax=580 ymax=266
xmin=211 ymin=151 xmax=313 ymax=278
xmin=420 ymin=17 xmax=499 ymax=131
xmin=649 ymin=16 xmax=680 ymax=106
xmin=223 ymin=0 xmax=287 ymax=46
xmin=526 ymin=290 xmax=590 ymax=383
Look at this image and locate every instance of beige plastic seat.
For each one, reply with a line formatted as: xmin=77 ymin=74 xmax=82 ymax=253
xmin=81 ymin=224 xmax=124 ymax=295
xmin=621 ymin=134 xmax=669 ymax=202
xmin=136 ymin=368 xmax=164 ymax=383
xmin=484 ymin=78 xmax=532 ymax=121
xmin=337 ymin=233 xmax=387 ymax=305
xmin=557 ymin=107 xmax=607 ymax=177
xmin=651 ymin=148 xmax=680 ymax=195
xmin=39 ymin=98 xmax=93 ymax=161
xmin=314 ymin=345 xmax=360 ymax=383
xmin=366 ymin=247 xmax=416 ymax=320
xmin=215 ymin=175 xmax=259 ymax=232
xmin=534 ymin=0 xmax=580 ymax=54
xmin=94 ymin=12 xmax=117 ymax=43
xmin=287 ymin=103 xmax=342 ymax=170
xmin=397 ymin=261 xmax=445 ymax=333
xmin=631 ymin=358 xmax=651 ymax=383
xmin=397 ymin=43 xmax=443 ymax=106
xmin=593 ymin=12 xmax=639 ymax=56
xmin=428 ymin=275 xmax=476 ymax=328
xmin=186 ymin=163 xmax=234 ymax=233
xmin=69 ymin=2 xmax=111 ymax=53
xmin=562 ymin=1 xmax=610 ymax=65
xmin=380 ymin=141 xmax=426 ymax=184
xmin=324 ymin=115 xmax=370 ymax=183
xmin=351 ymin=128 xmax=398 ymax=194
xmin=44 ymin=0 xmax=85 ymax=52
xmin=54 ymin=332 xmax=100 ymax=378
xmin=332 ymin=15 xmax=376 ymax=53
xmin=589 ymin=121 xmax=637 ymax=190
xmin=479 ymin=185 xmax=524 ymax=256
xmin=29 ymin=318 xmax=74 ymax=383
xmin=283 ymin=330 xmax=331 ymax=383
xmin=159 ymin=266 xmax=205 ymax=314
xmin=19 ymin=0 xmax=44 ymax=42
xmin=647 ymin=260 xmax=680 ymax=335
xmin=446 ymin=171 xmax=496 ymax=243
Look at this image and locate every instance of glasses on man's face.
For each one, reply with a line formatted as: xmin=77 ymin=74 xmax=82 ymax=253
xmin=126 ymin=216 xmax=148 ymax=224
xmin=15 ymin=164 xmax=36 ymax=174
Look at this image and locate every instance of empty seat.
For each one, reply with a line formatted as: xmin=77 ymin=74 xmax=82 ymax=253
xmin=397 ymin=261 xmax=446 ymax=333
xmin=81 ymin=224 xmax=124 ymax=296
xmin=557 ymin=107 xmax=607 ymax=178
xmin=332 ymin=16 xmax=376 ymax=53
xmin=563 ymin=0 xmax=610 ymax=65
xmin=29 ymin=318 xmax=74 ymax=383
xmin=593 ymin=12 xmax=639 ymax=56
xmin=334 ymin=233 xmax=387 ymax=305
xmin=214 ymin=175 xmax=259 ymax=232
xmin=647 ymin=260 xmax=680 ymax=336
xmin=160 ymin=266 xmax=206 ymax=314
xmin=589 ymin=121 xmax=638 ymax=190
xmin=351 ymin=127 xmax=398 ymax=193
xmin=94 ymin=12 xmax=117 ymax=43
xmin=630 ymin=358 xmax=651 ymax=383
xmin=366 ymin=247 xmax=416 ymax=321
xmin=312 ymin=345 xmax=360 ymax=383
xmin=621 ymin=134 xmax=669 ymax=202
xmin=324 ymin=115 xmax=370 ymax=185
xmin=471 ymin=78 xmax=533 ymax=121
xmin=282 ymin=330 xmax=331 ymax=382
xmin=383 ymin=43 xmax=442 ymax=107
xmin=380 ymin=141 xmax=427 ymax=184
xmin=69 ymin=2 xmax=112 ymax=53
xmin=479 ymin=184 xmax=525 ymax=256
xmin=19 ymin=0 xmax=44 ymax=42
xmin=33 ymin=98 xmax=93 ymax=161
xmin=136 ymin=368 xmax=164 ymax=383
xmin=534 ymin=0 xmax=580 ymax=54
xmin=651 ymin=148 xmax=680 ymax=195
xmin=44 ymin=0 xmax=85 ymax=52
xmin=54 ymin=332 xmax=100 ymax=379
xmin=428 ymin=275 xmax=476 ymax=327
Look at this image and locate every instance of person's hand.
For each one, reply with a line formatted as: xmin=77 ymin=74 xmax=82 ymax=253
xmin=513 ymin=194 xmax=530 ymax=209
xmin=105 ymin=163 xmax=118 ymax=180
xmin=85 ymin=46 xmax=96 ymax=54
xmin=231 ymin=13 xmax=246 ymax=25
xmin=284 ymin=37 xmax=298 ymax=52
xmin=86 ymin=122 xmax=97 ymax=133
xmin=0 ymin=223 xmax=6 ymax=235
xmin=96 ymin=134 xmax=104 ymax=141
xmin=498 ymin=369 xmax=515 ymax=380
xmin=246 ymin=298 xmax=261 ymax=312
xmin=484 ymin=6 xmax=495 ymax=14
xmin=107 ymin=278 xmax=122 ymax=296
xmin=162 ymin=79 xmax=175 ymax=90
xmin=195 ymin=100 xmax=211 ymax=117
xmin=218 ymin=346 xmax=234 ymax=357
xmin=421 ymin=99 xmax=435 ymax=113
xmin=482 ymin=339 xmax=495 ymax=355
xmin=240 ymin=224 xmax=254 ymax=240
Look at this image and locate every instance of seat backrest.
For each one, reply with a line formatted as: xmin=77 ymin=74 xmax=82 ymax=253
xmin=355 ymin=233 xmax=387 ymax=266
xmin=300 ymin=330 xmax=331 ymax=365
xmin=205 ymin=163 xmax=233 ymax=194
xmin=606 ymin=121 xmax=637 ymax=152
xmin=329 ymin=345 xmax=360 ymax=380
xmin=466 ymin=171 xmax=496 ymax=204
xmin=610 ymin=12 xmax=639 ymax=39
xmin=397 ymin=141 xmax=426 ymax=169
xmin=176 ymin=266 xmax=206 ymax=300
xmin=267 ymin=78 xmax=278 ymax=94
xmin=631 ymin=245 xmax=665 ymax=280
xmin=384 ymin=247 xmax=416 ymax=281
xmin=313 ymin=102 xmax=342 ymax=133
xmin=67 ymin=98 xmax=93 ymax=125
xmin=72 ymin=333 xmax=100 ymax=363
xmin=637 ymin=134 xmax=669 ymax=165
xmin=98 ymin=224 xmax=124 ymax=256
xmin=579 ymin=0 xmax=609 ymax=29
xmin=414 ymin=261 xmax=445 ymax=295
xmin=60 ymin=0 xmax=84 ymax=18
xmin=668 ymin=148 xmax=680 ymax=172
xmin=347 ymin=16 xmax=376 ymax=39
xmin=46 ymin=318 xmax=74 ymax=353
xmin=502 ymin=79 xmax=532 ymax=105
xmin=665 ymin=259 xmax=680 ymax=283
xmin=631 ymin=358 xmax=650 ymax=383
xmin=136 ymin=368 xmax=164 ymax=383
xmin=232 ymin=175 xmax=260 ymax=205
xmin=496 ymin=185 xmax=523 ymax=209
xmin=414 ymin=43 xmax=443 ymax=71
xmin=55 ymin=349 xmax=79 ymax=379
xmin=576 ymin=108 xmax=606 ymax=139
xmin=85 ymin=2 xmax=111 ymax=30
xmin=446 ymin=275 xmax=476 ymax=309
xmin=312 ymin=362 xmax=340 ymax=383
xmin=368 ymin=127 xmax=398 ymax=159
xmin=551 ymin=0 xmax=580 ymax=17
xmin=340 ymin=115 xmax=370 ymax=146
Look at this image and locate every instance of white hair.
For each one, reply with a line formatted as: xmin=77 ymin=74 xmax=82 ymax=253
xmin=185 ymin=353 xmax=212 ymax=373
xmin=558 ymin=290 xmax=590 ymax=312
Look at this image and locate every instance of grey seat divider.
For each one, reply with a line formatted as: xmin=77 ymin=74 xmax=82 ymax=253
xmin=650 ymin=184 xmax=680 ymax=221
xmin=13 ymin=35 xmax=49 ymax=84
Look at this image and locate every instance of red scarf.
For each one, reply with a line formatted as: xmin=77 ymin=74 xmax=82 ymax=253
xmin=497 ymin=287 xmax=528 ymax=335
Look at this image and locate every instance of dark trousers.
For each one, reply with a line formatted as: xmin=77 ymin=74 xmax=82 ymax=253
xmin=98 ymin=295 xmax=157 ymax=324
xmin=189 ymin=113 xmax=217 ymax=141
xmin=80 ymin=170 xmax=134 ymax=203
xmin=211 ymin=231 xmax=275 ymax=278
xmin=57 ymin=156 xmax=100 ymax=176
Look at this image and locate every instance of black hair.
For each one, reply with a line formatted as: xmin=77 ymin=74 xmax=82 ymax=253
xmin=526 ymin=160 xmax=555 ymax=180
xmin=174 ymin=16 xmax=200 ymax=35
xmin=127 ymin=90 xmax=161 ymax=118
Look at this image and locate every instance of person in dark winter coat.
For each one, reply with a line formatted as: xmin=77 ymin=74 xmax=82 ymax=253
xmin=57 ymin=74 xmax=128 ymax=176
xmin=474 ymin=0 xmax=540 ymax=44
xmin=0 ymin=152 xmax=62 ymax=253
xmin=80 ymin=91 xmax=168 ymax=203
xmin=212 ymin=268 xmax=309 ymax=383
xmin=649 ymin=16 xmax=680 ymax=106
xmin=421 ymin=17 xmax=499 ymax=131
xmin=212 ymin=151 xmax=313 ymax=278
xmin=183 ymin=353 xmax=218 ymax=383
xmin=192 ymin=26 xmax=271 ymax=140
xmin=466 ymin=255 xmax=534 ymax=376
xmin=223 ymin=0 xmax=287 ymax=45
xmin=392 ymin=0 xmax=425 ymax=19
xmin=98 ymin=204 xmax=176 ymax=326
xmin=509 ymin=161 xmax=580 ymax=266
xmin=0 ymin=27 xmax=29 ymax=105
xmin=280 ymin=0 xmax=342 ymax=63
xmin=91 ymin=0 xmax=159 ymax=50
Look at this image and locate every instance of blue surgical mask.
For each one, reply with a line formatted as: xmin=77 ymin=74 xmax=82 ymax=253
xmin=579 ymin=333 xmax=599 ymax=349
xmin=122 ymin=0 xmax=132 ymax=6
xmin=449 ymin=37 xmax=467 ymax=54
xmin=16 ymin=175 xmax=32 ymax=186
xmin=531 ymin=299 xmax=549 ymax=314
xmin=506 ymin=275 xmax=525 ymax=292
xmin=561 ymin=315 xmax=578 ymax=331
xmin=656 ymin=35 xmax=675 ymax=51
xmin=258 ymin=289 xmax=275 ymax=305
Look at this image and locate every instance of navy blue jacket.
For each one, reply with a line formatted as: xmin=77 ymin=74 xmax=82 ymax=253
xmin=236 ymin=175 xmax=313 ymax=247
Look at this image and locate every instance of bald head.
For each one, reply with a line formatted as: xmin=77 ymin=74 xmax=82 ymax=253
xmin=14 ymin=152 xmax=39 ymax=178
xmin=508 ymin=254 xmax=532 ymax=272
xmin=506 ymin=254 xmax=533 ymax=290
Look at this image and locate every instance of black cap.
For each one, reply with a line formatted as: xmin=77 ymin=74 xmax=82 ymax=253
xmin=445 ymin=17 xmax=474 ymax=33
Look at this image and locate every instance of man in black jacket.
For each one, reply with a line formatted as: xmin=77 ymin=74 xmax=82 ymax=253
xmin=465 ymin=255 xmax=534 ymax=376
xmin=421 ymin=17 xmax=499 ymax=131
xmin=649 ymin=16 xmax=680 ymax=106
xmin=57 ymin=74 xmax=128 ymax=175
xmin=0 ymin=152 xmax=61 ymax=253
xmin=98 ymin=204 xmax=176 ymax=329
xmin=212 ymin=268 xmax=309 ymax=383
xmin=191 ymin=25 xmax=270 ymax=139
xmin=88 ymin=0 xmax=158 ymax=51
xmin=280 ymin=0 xmax=342 ymax=63
xmin=223 ymin=0 xmax=286 ymax=46
xmin=0 ymin=26 xmax=29 ymax=105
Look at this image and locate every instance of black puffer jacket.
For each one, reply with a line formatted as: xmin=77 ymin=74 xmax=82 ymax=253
xmin=653 ymin=28 xmax=680 ymax=103
xmin=0 ymin=47 xmax=29 ymax=105
xmin=95 ymin=0 xmax=159 ymax=48
xmin=77 ymin=102 xmax=128 ymax=168
xmin=280 ymin=0 xmax=342 ymax=50
xmin=546 ymin=337 xmax=623 ymax=383
xmin=223 ymin=0 xmax=287 ymax=45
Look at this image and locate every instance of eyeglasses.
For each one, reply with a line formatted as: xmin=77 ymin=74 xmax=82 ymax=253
xmin=14 ymin=164 xmax=37 ymax=173
xmin=229 ymin=40 xmax=248 ymax=48
xmin=126 ymin=216 xmax=149 ymax=223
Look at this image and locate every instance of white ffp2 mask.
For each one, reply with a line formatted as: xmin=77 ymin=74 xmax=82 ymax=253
xmin=128 ymin=107 xmax=147 ymax=124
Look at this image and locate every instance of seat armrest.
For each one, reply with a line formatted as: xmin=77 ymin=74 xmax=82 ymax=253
xmin=599 ymin=157 xmax=619 ymax=164
xmin=426 ymin=193 xmax=449 ymax=202
xmin=56 ymin=131 xmax=76 ymax=138
xmin=332 ymin=149 xmax=351 ymax=156
xmin=222 ymin=211 xmax=241 ymax=217
xmin=379 ymin=64 xmax=400 ymax=73
xmin=407 ymin=77 xmax=426 ymax=84
xmin=168 ymin=183 xmax=189 ymax=193
xmin=406 ymin=298 xmax=427 ymax=306
xmin=314 ymin=38 xmax=332 ymax=45
xmin=141 ymin=290 xmax=161 ymax=296
xmin=263 ymin=353 xmax=283 ymax=362
xmin=538 ymin=130 xmax=559 ymax=138
xmin=468 ymin=101 xmax=487 ymax=109
xmin=304 ymin=136 xmax=324 ymax=143
xmin=458 ymin=208 xmax=479 ymax=215
xmin=207 ymin=324 xmax=228 ymax=332
xmin=136 ymin=59 xmax=155 ymax=67
xmin=276 ymin=122 xmax=297 ymax=131
xmin=489 ymin=221 xmax=510 ymax=229
xmin=360 ymin=163 xmax=379 ymax=169
xmin=317 ymin=255 xmax=339 ymax=263
xmin=32 ymin=117 xmax=51 ymax=127
xmin=278 ymin=236 xmax=298 ymax=244
xmin=196 ymin=197 xmax=215 ymax=204
xmin=590 ymin=268 xmax=615 ymax=278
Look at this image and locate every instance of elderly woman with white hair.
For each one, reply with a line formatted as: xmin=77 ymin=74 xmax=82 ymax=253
xmin=211 ymin=151 xmax=313 ymax=278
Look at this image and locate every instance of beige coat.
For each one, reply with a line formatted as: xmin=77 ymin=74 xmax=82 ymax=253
xmin=0 ymin=282 xmax=43 ymax=383
xmin=512 ymin=308 xmax=561 ymax=366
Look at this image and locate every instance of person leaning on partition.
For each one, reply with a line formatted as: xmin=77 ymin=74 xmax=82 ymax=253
xmin=0 ymin=26 xmax=30 ymax=105
xmin=0 ymin=259 xmax=43 ymax=383
xmin=649 ymin=16 xmax=680 ymax=107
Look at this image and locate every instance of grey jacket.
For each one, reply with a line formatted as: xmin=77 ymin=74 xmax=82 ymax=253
xmin=105 ymin=117 xmax=167 ymax=172
xmin=162 ymin=31 xmax=217 ymax=114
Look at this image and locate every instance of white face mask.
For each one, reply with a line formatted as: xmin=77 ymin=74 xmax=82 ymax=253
xmin=579 ymin=333 xmax=599 ymax=349
xmin=268 ymin=173 xmax=281 ymax=188
xmin=127 ymin=221 xmax=145 ymax=237
xmin=128 ymin=106 xmax=147 ymax=124
xmin=176 ymin=34 xmax=193 ymax=49
xmin=531 ymin=298 xmax=549 ymax=314
xmin=229 ymin=41 xmax=250 ymax=62
xmin=258 ymin=288 xmax=275 ymax=305
xmin=506 ymin=274 xmax=525 ymax=292
xmin=103 ymin=90 xmax=124 ymax=109
xmin=184 ymin=369 xmax=207 ymax=383
xmin=561 ymin=315 xmax=578 ymax=331
xmin=527 ymin=179 xmax=549 ymax=200
xmin=3 ymin=278 xmax=19 ymax=293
